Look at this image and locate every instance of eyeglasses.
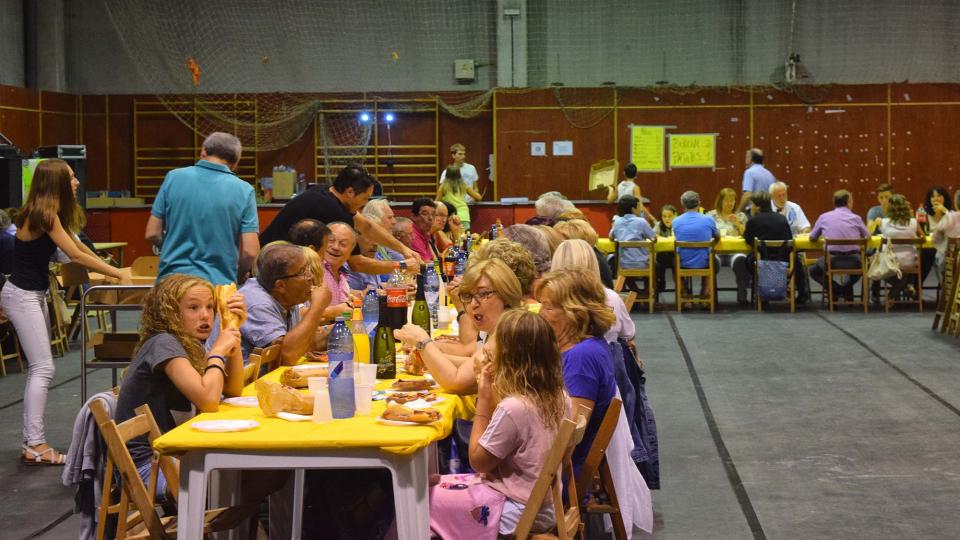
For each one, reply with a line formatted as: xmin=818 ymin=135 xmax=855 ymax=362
xmin=278 ymin=265 xmax=313 ymax=281
xmin=418 ymin=211 xmax=436 ymax=219
xmin=459 ymin=289 xmax=498 ymax=304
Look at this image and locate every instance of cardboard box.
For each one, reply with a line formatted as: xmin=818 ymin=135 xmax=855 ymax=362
xmin=588 ymin=159 xmax=618 ymax=192
xmin=92 ymin=332 xmax=139 ymax=360
xmin=272 ymin=170 xmax=295 ymax=200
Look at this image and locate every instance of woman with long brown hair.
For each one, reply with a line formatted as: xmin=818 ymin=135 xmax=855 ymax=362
xmin=1 ymin=159 xmax=130 ymax=465
xmin=536 ymin=267 xmax=617 ymax=475
xmin=429 ymin=310 xmax=569 ymax=538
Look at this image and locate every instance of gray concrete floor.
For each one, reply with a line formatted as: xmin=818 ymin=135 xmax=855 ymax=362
xmin=2 ymin=281 xmax=959 ymax=539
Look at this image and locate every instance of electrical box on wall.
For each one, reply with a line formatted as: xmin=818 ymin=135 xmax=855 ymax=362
xmin=454 ymin=59 xmax=476 ymax=82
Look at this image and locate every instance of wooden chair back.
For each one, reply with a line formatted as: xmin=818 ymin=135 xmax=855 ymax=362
xmin=674 ymin=240 xmax=717 ymax=313
xmin=934 ymin=237 xmax=960 ymax=332
xmin=243 ymin=353 xmax=263 ymax=386
xmin=130 ymin=256 xmax=160 ymax=277
xmin=575 ymin=398 xmax=627 ymax=540
xmin=614 ymin=239 xmax=657 ymax=313
xmin=823 ymin=237 xmax=869 ymax=313
xmin=514 ymin=406 xmax=590 ymax=540
xmin=259 ymin=344 xmax=282 ymax=373
xmin=752 ymin=240 xmax=796 ymax=313
xmin=883 ymin=237 xmax=925 ymax=312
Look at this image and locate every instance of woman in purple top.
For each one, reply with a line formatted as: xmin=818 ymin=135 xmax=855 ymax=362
xmin=536 ymin=267 xmax=617 ymax=475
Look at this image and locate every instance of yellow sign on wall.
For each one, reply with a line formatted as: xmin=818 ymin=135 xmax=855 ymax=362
xmin=629 ymin=126 xmax=665 ymax=172
xmin=669 ymin=134 xmax=716 ymax=169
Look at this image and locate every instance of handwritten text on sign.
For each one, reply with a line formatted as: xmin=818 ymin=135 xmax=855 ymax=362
xmin=669 ymin=134 xmax=716 ymax=169
xmin=630 ymin=126 xmax=666 ymax=172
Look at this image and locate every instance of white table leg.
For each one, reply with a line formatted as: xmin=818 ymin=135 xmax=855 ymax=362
xmin=291 ymin=469 xmax=305 ymax=539
xmin=177 ymin=452 xmax=208 ymax=540
xmin=389 ymin=450 xmax=431 ymax=539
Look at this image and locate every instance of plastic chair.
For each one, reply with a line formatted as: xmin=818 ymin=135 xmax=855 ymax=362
xmin=822 ymin=238 xmax=869 ymax=313
xmin=753 ymin=240 xmax=795 ymax=313
xmin=514 ymin=406 xmax=589 ymax=540
xmin=883 ymin=238 xmax=925 ymax=312
xmin=674 ymin=240 xmax=717 ymax=313
xmin=575 ymin=398 xmax=627 ymax=540
xmin=614 ymin=240 xmax=657 ymax=313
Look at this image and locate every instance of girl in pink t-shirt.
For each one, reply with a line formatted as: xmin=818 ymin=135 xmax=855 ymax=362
xmin=430 ymin=310 xmax=569 ymax=539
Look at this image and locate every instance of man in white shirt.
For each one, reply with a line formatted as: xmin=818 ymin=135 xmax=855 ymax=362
xmin=738 ymin=148 xmax=777 ymax=212
xmin=438 ymin=143 xmax=480 ymax=203
xmin=769 ymin=181 xmax=811 ymax=234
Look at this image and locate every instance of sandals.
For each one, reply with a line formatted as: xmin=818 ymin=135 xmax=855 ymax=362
xmin=21 ymin=444 xmax=66 ymax=466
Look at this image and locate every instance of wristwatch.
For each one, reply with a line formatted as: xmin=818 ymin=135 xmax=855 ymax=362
xmin=415 ymin=338 xmax=433 ymax=351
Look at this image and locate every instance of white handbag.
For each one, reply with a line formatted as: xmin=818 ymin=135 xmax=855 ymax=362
xmin=867 ymin=238 xmax=902 ymax=281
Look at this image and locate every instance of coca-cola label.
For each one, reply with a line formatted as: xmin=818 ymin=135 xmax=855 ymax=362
xmin=386 ymin=287 xmax=408 ymax=308
xmin=443 ymin=260 xmax=455 ymax=276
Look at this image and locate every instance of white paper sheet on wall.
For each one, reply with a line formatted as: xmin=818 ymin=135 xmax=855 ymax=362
xmin=552 ymin=140 xmax=573 ymax=156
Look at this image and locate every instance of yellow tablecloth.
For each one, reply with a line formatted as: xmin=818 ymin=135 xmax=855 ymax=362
xmin=153 ymin=366 xmax=468 ymax=457
xmin=597 ymin=234 xmax=933 ymax=254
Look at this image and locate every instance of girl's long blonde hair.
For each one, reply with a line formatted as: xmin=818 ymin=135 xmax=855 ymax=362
xmin=135 ymin=274 xmax=214 ymax=373
xmin=536 ymin=268 xmax=614 ymax=343
xmin=492 ymin=310 xmax=567 ymax=431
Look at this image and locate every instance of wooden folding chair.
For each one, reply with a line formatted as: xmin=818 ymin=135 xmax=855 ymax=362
xmin=932 ymin=238 xmax=960 ymax=332
xmin=0 ymin=321 xmax=25 ymax=377
xmin=243 ymin=352 xmax=263 ymax=386
xmin=90 ymin=401 xmax=256 ymax=539
xmin=46 ymin=271 xmax=69 ymax=357
xmin=753 ymin=240 xmax=796 ymax=313
xmin=60 ymin=262 xmax=109 ymax=342
xmin=883 ymin=238 xmax=925 ymax=312
xmin=674 ymin=240 xmax=717 ymax=313
xmin=260 ymin=343 xmax=282 ymax=373
xmin=514 ymin=407 xmax=590 ymax=540
xmin=614 ymin=240 xmax=657 ymax=313
xmin=574 ymin=398 xmax=626 ymax=540
xmin=822 ymin=238 xmax=869 ymax=313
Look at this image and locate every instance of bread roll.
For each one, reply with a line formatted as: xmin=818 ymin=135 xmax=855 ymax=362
xmin=215 ymin=283 xmax=245 ymax=330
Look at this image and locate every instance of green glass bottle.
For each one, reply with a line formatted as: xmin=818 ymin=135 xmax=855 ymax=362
xmin=411 ymin=266 xmax=431 ymax=335
xmin=373 ymin=294 xmax=397 ymax=379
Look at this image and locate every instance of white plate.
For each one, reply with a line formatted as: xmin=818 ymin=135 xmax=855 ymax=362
xmin=191 ymin=419 xmax=259 ymax=433
xmin=222 ymin=396 xmax=259 ymax=408
xmin=291 ymin=363 xmax=328 ymax=372
xmin=276 ymin=412 xmax=312 ymax=422
xmin=376 ymin=417 xmax=439 ymax=427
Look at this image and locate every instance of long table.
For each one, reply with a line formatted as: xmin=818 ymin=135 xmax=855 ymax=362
xmin=596 ymin=234 xmax=934 ymax=254
xmin=153 ymin=366 xmax=467 ymax=539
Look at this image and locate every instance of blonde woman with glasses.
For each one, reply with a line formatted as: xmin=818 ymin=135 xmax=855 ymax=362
xmin=394 ymin=259 xmax=522 ymax=394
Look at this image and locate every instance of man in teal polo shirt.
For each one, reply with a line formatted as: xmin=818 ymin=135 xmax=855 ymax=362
xmin=145 ymin=132 xmax=260 ymax=285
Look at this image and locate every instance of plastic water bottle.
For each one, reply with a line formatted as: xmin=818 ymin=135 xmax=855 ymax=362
xmin=362 ymin=288 xmax=379 ymax=335
xmin=424 ymin=264 xmax=441 ymax=329
xmin=327 ymin=317 xmax=356 ymax=418
xmin=455 ymin=245 xmax=467 ymax=276
xmin=448 ymin=438 xmax=462 ymax=474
